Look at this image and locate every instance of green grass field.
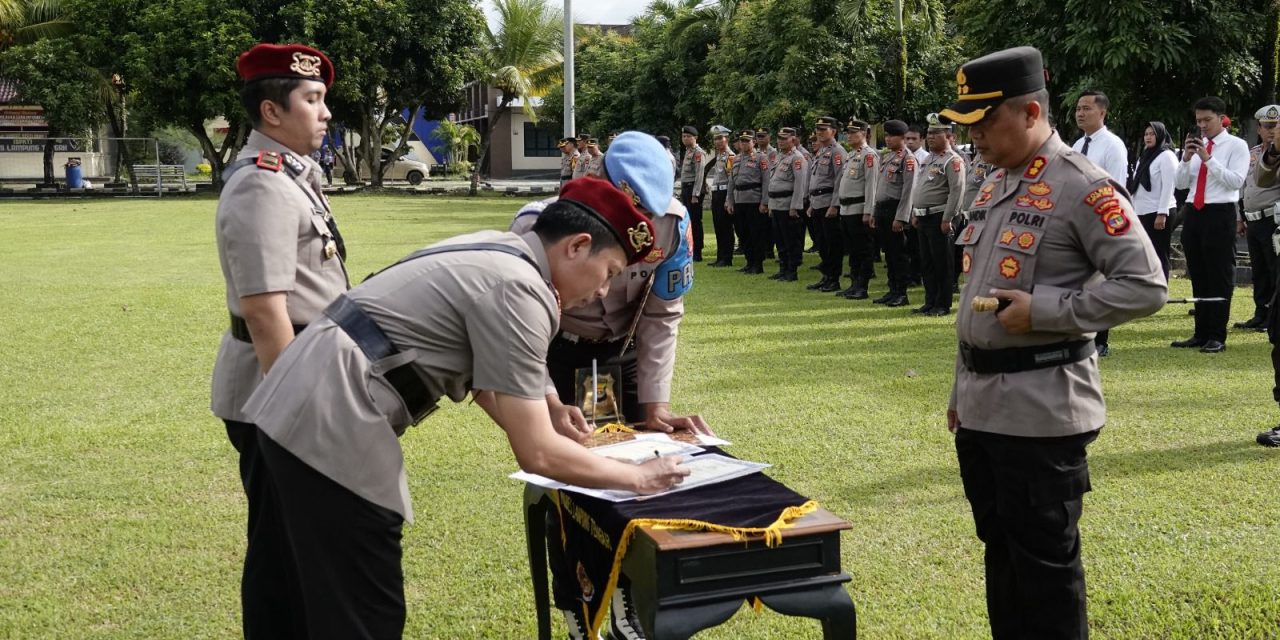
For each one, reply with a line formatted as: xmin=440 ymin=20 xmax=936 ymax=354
xmin=2 ymin=194 xmax=1279 ymax=639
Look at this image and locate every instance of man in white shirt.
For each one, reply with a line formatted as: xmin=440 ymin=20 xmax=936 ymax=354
xmin=1072 ymin=90 xmax=1130 ymax=356
xmin=1173 ymin=96 xmax=1251 ymax=353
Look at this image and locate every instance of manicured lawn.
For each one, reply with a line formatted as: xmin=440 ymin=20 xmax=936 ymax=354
xmin=2 ymin=194 xmax=1278 ymax=638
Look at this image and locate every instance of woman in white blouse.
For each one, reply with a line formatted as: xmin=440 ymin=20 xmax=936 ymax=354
xmin=1129 ymin=121 xmax=1177 ymax=278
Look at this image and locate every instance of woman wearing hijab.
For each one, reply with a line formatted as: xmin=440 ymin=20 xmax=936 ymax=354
xmin=1129 ymin=121 xmax=1178 ymax=278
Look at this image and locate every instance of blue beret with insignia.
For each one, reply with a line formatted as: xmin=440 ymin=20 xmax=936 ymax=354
xmin=602 ymin=131 xmax=675 ymax=217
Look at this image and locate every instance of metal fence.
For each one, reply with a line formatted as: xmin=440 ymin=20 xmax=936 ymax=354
xmin=0 ymin=137 xmax=206 ymax=197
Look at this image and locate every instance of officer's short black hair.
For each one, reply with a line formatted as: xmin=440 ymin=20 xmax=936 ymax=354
xmin=241 ymin=78 xmax=305 ymax=128
xmin=1194 ymin=96 xmax=1227 ymax=115
xmin=532 ymin=198 xmax=623 ymax=256
xmin=1079 ymin=90 xmax=1109 ymax=111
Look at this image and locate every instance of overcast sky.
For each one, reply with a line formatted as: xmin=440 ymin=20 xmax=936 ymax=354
xmin=482 ymin=0 xmax=650 ymax=28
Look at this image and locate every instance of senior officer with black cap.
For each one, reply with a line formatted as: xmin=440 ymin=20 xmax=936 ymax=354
xmin=765 ymin=126 xmax=811 ymax=281
xmin=559 ymin=137 xmax=580 ymax=185
xmin=940 ymin=47 xmax=1166 ymax=639
xmin=807 ymin=116 xmax=849 ymax=292
xmin=909 ymin=113 xmax=966 ymax=316
xmin=729 ymin=129 xmax=771 ymax=274
xmin=835 ymin=119 xmax=879 ymax=299
xmin=573 ymin=133 xmax=594 ymax=180
xmin=870 ymin=119 xmax=916 ymax=305
xmin=242 ymin=177 xmax=691 ymax=638
xmin=511 ymin=132 xmax=708 ymax=640
xmin=678 ymin=125 xmax=709 ymax=261
xmin=211 ymin=42 xmax=349 ymax=638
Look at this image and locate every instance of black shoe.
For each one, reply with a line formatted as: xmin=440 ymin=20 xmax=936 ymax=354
xmin=1199 ymin=340 xmax=1227 ymax=353
xmin=707 ymin=260 xmax=729 ymax=267
xmin=1171 ymin=337 xmax=1206 ymax=348
xmin=768 ymin=271 xmax=785 ymax=280
xmin=745 ymin=265 xmax=764 ymax=274
xmin=806 ymin=279 xmax=827 ymax=290
xmin=872 ymin=292 xmax=894 ymax=304
xmin=911 ymin=304 xmax=935 ymax=314
xmin=780 ymin=271 xmax=798 ymax=282
xmin=1234 ymin=316 xmax=1265 ymax=329
xmin=884 ymin=294 xmax=910 ymax=307
xmin=736 ymin=265 xmax=751 ymax=273
xmin=1096 ymin=343 xmax=1110 ymax=357
xmin=818 ymin=280 xmax=841 ymax=292
xmin=836 ymin=286 xmax=857 ymax=297
xmin=925 ymin=307 xmax=951 ymax=317
xmin=1257 ymin=426 xmax=1280 ymax=447
xmin=844 ymin=288 xmax=869 ymax=300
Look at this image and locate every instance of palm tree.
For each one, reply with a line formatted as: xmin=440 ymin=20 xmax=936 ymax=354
xmin=430 ymin=119 xmax=482 ymax=176
xmin=841 ymin=0 xmax=942 ymax=114
xmin=0 ymin=0 xmax=73 ymax=49
xmin=475 ymin=0 xmax=563 ymax=178
xmin=659 ymin=0 xmax=741 ymax=42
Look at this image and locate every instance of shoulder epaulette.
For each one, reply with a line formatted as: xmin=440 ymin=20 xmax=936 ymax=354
xmin=255 ymin=151 xmax=283 ymax=172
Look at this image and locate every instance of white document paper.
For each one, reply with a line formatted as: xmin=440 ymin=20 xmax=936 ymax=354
xmin=511 ymin=453 xmax=769 ymax=503
xmin=589 ymin=437 xmax=704 ymax=463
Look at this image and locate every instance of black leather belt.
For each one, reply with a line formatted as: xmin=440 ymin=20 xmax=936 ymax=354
xmin=768 ymin=190 xmax=793 ymax=198
xmin=839 ymin=196 xmax=866 ymax=206
xmin=959 ymin=339 xmax=1095 ymax=375
xmin=560 ymin=174 xmax=572 ymax=180
xmin=734 ymin=182 xmax=762 ymax=191
xmin=229 ymin=313 xmax=306 ymax=343
xmin=811 ymin=187 xmax=834 ymax=196
xmin=324 ymin=295 xmax=437 ymax=425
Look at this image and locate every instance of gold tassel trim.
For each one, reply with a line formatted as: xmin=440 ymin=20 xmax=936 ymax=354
xmin=586 ymin=500 xmax=819 ymax=636
xmin=592 ymin=422 xmax=636 ymax=434
xmin=751 ymin=597 xmax=764 ymax=613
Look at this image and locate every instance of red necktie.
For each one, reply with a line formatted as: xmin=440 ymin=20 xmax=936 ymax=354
xmin=1193 ymin=138 xmax=1214 ymax=210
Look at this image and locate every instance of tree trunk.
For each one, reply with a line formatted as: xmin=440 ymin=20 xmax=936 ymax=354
xmin=1263 ymin=3 xmax=1280 ymax=106
xmin=476 ymin=97 xmax=511 ymax=180
xmin=361 ymin=111 xmax=381 ymax=188
xmin=376 ymin=106 xmax=421 ymax=184
xmin=895 ymin=28 xmax=907 ymax=115
xmin=191 ymin=124 xmax=225 ymax=191
xmin=104 ymin=97 xmax=134 ymax=184
xmin=42 ymin=136 xmax=55 ymax=185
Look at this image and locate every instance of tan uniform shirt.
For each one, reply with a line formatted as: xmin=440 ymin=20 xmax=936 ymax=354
xmin=766 ymin=149 xmax=809 ymax=211
xmin=950 ymin=133 xmax=1167 ymax=438
xmin=708 ymin=149 xmax=735 ymax=195
xmin=243 ymin=230 xmax=559 ymax=520
xmin=1243 ymin=144 xmax=1280 ymax=214
xmin=510 ymin=197 xmax=688 ymax=404
xmin=876 ymin=148 xmax=916 ymax=222
xmin=911 ymin=148 xmax=966 ymax=221
xmin=211 ymin=130 xmax=349 ymax=422
xmin=572 ymin=149 xmax=591 ymax=179
xmin=837 ymin=145 xmax=879 ymax=216
xmin=560 ymin=151 xmax=579 ymax=181
xmin=727 ymin=150 xmax=767 ymax=207
xmin=808 ymin=140 xmax=847 ymax=209
xmin=962 ymin=155 xmax=995 ymax=212
xmin=679 ymin=145 xmax=707 ymax=197
xmin=586 ymin=151 xmax=605 ymax=177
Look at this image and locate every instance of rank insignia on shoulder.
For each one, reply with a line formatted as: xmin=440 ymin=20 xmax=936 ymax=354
xmin=282 ymin=153 xmax=306 ymax=175
xmin=951 ymin=157 xmax=963 ymax=172
xmin=865 ymin=155 xmax=875 ymax=168
xmin=1084 ymin=185 xmax=1115 ymax=206
xmin=255 ymin=151 xmax=283 ymax=171
xmin=1023 ymin=156 xmax=1047 ymax=179
xmin=1100 ymin=209 xmax=1130 ymax=236
xmin=1027 ymin=182 xmax=1052 ymax=196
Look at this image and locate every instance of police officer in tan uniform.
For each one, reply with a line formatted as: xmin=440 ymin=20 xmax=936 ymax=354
xmin=766 ymin=127 xmax=810 ymax=281
xmin=211 ymin=43 xmax=349 ymax=638
xmin=754 ymin=128 xmax=781 ymax=260
xmin=586 ymin=137 xmax=605 ymax=177
xmin=706 ymin=126 xmax=737 ymax=267
xmin=807 ymin=116 xmax=849 ymax=292
xmin=559 ymin=137 xmax=579 ymax=185
xmin=510 ymin=133 xmax=709 ymax=640
xmin=572 ymin=133 xmax=593 ymax=180
xmin=679 ymin=126 xmax=708 ymax=262
xmin=242 ymin=177 xmax=690 ymax=638
xmin=940 ymin=47 xmax=1166 ymax=639
xmin=870 ymin=119 xmax=916 ymax=306
xmin=728 ymin=129 xmax=769 ymax=274
xmin=1234 ymin=105 xmax=1280 ymax=330
xmin=836 ymin=119 xmax=879 ymax=299
xmin=910 ymin=113 xmax=966 ymax=316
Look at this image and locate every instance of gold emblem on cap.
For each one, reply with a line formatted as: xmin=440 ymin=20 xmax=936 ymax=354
xmin=957 ymin=68 xmax=968 ymax=96
xmin=1270 ymin=107 xmax=1279 ymax=119
xmin=627 ymin=223 xmax=653 ymax=252
xmin=290 ymin=52 xmax=322 ymax=78
xmin=617 ymin=180 xmax=642 ymax=209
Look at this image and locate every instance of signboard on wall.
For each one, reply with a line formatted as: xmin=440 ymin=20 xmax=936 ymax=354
xmin=0 ymin=105 xmax=48 ymax=132
xmin=0 ymin=137 xmax=82 ymax=152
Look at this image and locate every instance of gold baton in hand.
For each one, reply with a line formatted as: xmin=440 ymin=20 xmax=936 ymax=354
xmin=971 ymin=296 xmax=1008 ymax=313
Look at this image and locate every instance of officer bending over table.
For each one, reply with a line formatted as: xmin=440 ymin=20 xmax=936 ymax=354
xmin=241 ymin=176 xmax=690 ymax=639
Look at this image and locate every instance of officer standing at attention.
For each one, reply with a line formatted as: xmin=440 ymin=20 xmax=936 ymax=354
xmin=559 ymin=137 xmax=579 ymax=186
xmin=1234 ymin=104 xmax=1280 ymax=331
xmin=242 ymin=176 xmax=690 ymax=638
xmin=870 ymin=119 xmax=916 ymax=306
xmin=729 ymin=130 xmax=769 ymax=274
xmin=765 ymin=127 xmax=810 ymax=281
xmin=807 ymin=116 xmax=849 ymax=292
xmin=754 ymin=128 xmax=781 ymax=261
xmin=586 ymin=137 xmax=606 ymax=177
xmin=909 ymin=113 xmax=966 ymax=316
xmin=572 ymin=133 xmax=594 ymax=180
xmin=679 ymin=126 xmax=708 ymax=262
xmin=211 ymin=43 xmax=350 ymax=638
xmin=706 ymin=126 xmax=737 ymax=267
xmin=940 ymin=46 xmax=1166 ymax=639
xmin=835 ymin=119 xmax=879 ymax=299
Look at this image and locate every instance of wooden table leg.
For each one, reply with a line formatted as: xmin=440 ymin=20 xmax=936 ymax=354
xmin=649 ymin=598 xmax=744 ymax=640
xmin=758 ymin=584 xmax=857 ymax=639
xmin=524 ymin=485 xmax=553 ymax=640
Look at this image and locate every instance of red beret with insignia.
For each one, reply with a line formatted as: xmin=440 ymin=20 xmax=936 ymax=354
xmin=237 ymin=43 xmax=334 ymax=88
xmin=560 ymin=176 xmax=656 ymax=265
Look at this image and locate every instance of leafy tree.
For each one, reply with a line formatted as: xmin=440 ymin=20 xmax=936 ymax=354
xmin=430 ymin=118 xmax=481 ymax=176
xmin=0 ymin=0 xmax=73 ymax=47
xmin=841 ymin=0 xmax=945 ymax=114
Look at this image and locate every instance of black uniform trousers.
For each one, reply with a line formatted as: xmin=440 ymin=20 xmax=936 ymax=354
xmin=873 ymin=199 xmax=908 ymax=294
xmin=917 ymin=212 xmax=953 ymax=310
xmin=904 ymin=226 xmax=922 ymax=283
xmin=1267 ymin=262 xmax=1280 ymax=404
xmin=710 ymin=188 xmax=735 ymax=265
xmin=736 ymin=201 xmax=767 ymax=268
xmin=732 ymin=201 xmax=750 ymax=255
xmin=680 ymin=183 xmax=705 ymax=261
xmin=254 ymin=427 xmax=407 ymax=640
xmin=839 ymin=213 xmax=874 ymax=283
xmin=1181 ymin=202 xmax=1237 ymax=343
xmin=545 ymin=334 xmax=643 ymax=610
xmin=817 ymin=210 xmax=845 ymax=280
xmin=1245 ymin=216 xmax=1277 ymax=320
xmin=956 ymin=426 xmax=1097 ymax=640
xmin=806 ymin=206 xmax=823 ymax=251
xmin=226 ymin=420 xmax=310 ymax=639
xmin=1137 ymin=210 xmax=1174 ymax=281
xmin=771 ymin=208 xmax=806 ymax=273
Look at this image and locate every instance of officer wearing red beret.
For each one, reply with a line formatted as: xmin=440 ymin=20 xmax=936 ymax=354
xmin=241 ymin=176 xmax=689 ymax=637
xmin=211 ymin=42 xmax=347 ymax=637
